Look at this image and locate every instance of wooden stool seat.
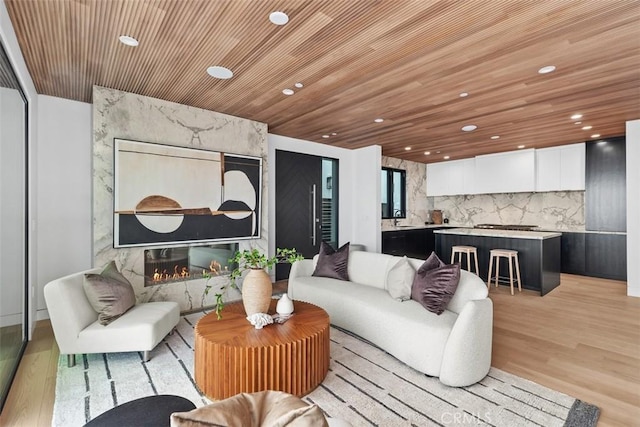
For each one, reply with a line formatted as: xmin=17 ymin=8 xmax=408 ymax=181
xmin=451 ymin=245 xmax=479 ymax=275
xmin=487 ymin=249 xmax=522 ymax=295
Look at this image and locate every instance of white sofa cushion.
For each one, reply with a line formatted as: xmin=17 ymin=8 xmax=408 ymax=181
xmin=76 ymin=302 xmax=179 ymax=353
xmin=385 ymin=256 xmax=415 ymax=301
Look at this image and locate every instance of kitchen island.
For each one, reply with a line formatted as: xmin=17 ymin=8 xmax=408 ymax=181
xmin=434 ymin=228 xmax=561 ymax=295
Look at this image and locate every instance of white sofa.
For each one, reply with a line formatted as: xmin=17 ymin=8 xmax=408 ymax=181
xmin=44 ymin=268 xmax=180 ymax=366
xmin=288 ymin=251 xmax=493 ymax=387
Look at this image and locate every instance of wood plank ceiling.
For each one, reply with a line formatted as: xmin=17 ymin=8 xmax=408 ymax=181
xmin=5 ymin=0 xmax=640 ymax=163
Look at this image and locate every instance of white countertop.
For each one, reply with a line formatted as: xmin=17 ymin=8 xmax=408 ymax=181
xmin=539 ymin=229 xmax=626 ymax=235
xmin=434 ymin=227 xmax=561 ymax=240
xmin=382 ymin=224 xmax=458 ymax=231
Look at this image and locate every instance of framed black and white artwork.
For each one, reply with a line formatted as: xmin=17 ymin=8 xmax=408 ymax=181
xmin=113 ymin=138 xmax=262 ymax=248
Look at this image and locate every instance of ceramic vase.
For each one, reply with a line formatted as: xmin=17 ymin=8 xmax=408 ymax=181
xmin=241 ymin=268 xmax=272 ymax=316
xmin=276 ymin=293 xmax=294 ymax=315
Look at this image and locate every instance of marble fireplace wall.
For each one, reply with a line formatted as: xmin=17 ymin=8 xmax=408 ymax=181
xmin=93 ymin=87 xmax=268 ymax=312
xmin=427 ymin=191 xmax=585 ymax=231
xmin=381 ymin=156 xmax=428 ymax=230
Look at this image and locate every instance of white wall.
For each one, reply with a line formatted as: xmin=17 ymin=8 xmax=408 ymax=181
xmin=351 ymin=145 xmax=382 ymax=252
xmin=1 ymin=1 xmax=39 ymax=336
xmin=626 ymin=119 xmax=640 ymax=297
xmin=268 ymin=134 xmax=382 ymax=257
xmin=36 ymin=95 xmax=93 ymax=318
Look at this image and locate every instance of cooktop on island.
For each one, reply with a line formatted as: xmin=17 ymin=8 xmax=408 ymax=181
xmin=474 ymin=224 xmax=539 ymax=231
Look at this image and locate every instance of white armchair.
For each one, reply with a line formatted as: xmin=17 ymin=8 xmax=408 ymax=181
xmin=44 ymin=268 xmax=180 ymax=367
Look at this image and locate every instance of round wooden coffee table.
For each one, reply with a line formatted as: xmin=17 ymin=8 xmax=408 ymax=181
xmin=194 ymin=299 xmax=330 ymax=400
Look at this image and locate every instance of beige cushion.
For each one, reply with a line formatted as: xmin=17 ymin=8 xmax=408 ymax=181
xmin=170 ymin=391 xmax=329 ymax=427
xmin=83 ymin=261 xmax=136 ymax=325
xmin=386 ymin=256 xmax=415 ymax=301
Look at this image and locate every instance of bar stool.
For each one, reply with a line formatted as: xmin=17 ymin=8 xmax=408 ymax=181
xmin=451 ymin=245 xmax=479 ymax=275
xmin=487 ymin=249 xmax=522 ymax=295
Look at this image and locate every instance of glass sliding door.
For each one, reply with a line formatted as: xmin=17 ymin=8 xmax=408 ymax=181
xmin=0 ymin=40 xmax=28 ymax=412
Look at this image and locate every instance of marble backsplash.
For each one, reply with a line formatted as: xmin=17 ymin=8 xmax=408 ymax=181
xmin=427 ymin=191 xmax=585 ymax=231
xmin=381 ymin=156 xmax=428 ymax=230
xmin=93 ymin=87 xmax=268 ymax=312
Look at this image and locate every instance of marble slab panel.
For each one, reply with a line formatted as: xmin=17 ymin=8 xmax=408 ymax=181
xmin=381 ymin=156 xmax=428 ymax=230
xmin=428 ymin=191 xmax=585 ymax=231
xmin=93 ymin=87 xmax=267 ymax=312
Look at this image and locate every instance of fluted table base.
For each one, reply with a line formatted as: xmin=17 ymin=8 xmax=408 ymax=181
xmin=194 ymin=300 xmax=330 ymax=400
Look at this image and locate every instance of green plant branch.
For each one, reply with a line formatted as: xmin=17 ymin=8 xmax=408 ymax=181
xmin=203 ymin=248 xmax=303 ymax=320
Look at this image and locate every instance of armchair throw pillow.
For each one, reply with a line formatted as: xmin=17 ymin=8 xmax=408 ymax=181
xmin=83 ymin=260 xmax=136 ymax=326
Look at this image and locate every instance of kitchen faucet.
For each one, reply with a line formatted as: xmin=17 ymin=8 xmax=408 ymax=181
xmin=393 ymin=209 xmax=403 ymax=226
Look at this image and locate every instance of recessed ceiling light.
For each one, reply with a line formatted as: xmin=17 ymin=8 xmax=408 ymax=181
xmin=206 ymin=66 xmax=233 ymax=79
xmin=517 ymin=145 xmax=526 ymax=149
xmin=461 ymin=124 xmax=477 ymax=132
xmin=538 ymin=65 xmax=556 ymax=74
xmin=459 ymin=92 xmax=469 ymax=97
xmin=294 ymin=82 xmax=304 ymax=88
xmin=571 ymin=113 xmax=583 ymax=120
xmin=424 ymin=151 xmax=431 ymax=155
xmin=582 ymin=125 xmax=593 ymax=130
xmin=405 ymin=147 xmax=411 ymax=151
xmin=374 ymin=118 xmax=384 ymax=123
xmin=444 ymin=155 xmax=450 ymax=160
xmin=331 ymin=132 xmax=337 ymax=136
xmin=322 ymin=135 xmax=330 ymax=139
xmin=490 ymin=135 xmax=500 ymax=140
xmin=591 ymin=134 xmax=601 ymax=138
xmin=436 ymin=151 xmax=441 ymax=154
xmin=269 ymin=11 xmax=289 ymax=25
xmin=574 ymin=121 xmax=582 ymax=125
xmin=282 ymin=88 xmax=294 ymax=95
xmin=118 ymin=35 xmax=139 ymax=47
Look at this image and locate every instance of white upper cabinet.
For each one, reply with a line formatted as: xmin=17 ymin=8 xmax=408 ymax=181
xmin=426 ymin=144 xmax=585 ymax=197
xmin=426 ymin=158 xmax=475 ymax=196
xmin=536 ymin=143 xmax=585 ymax=191
xmin=474 ymin=149 xmax=536 ymax=194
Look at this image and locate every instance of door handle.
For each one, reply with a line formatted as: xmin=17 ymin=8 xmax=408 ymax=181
xmin=311 ymin=184 xmax=317 ymax=246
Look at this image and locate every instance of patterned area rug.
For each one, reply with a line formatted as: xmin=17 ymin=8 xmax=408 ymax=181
xmin=53 ymin=311 xmax=599 ymax=426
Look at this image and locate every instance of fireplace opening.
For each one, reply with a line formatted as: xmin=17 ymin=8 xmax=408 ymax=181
xmin=144 ymin=243 xmax=238 ymax=286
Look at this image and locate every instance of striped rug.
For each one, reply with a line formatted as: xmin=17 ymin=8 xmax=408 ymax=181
xmin=53 ymin=311 xmax=598 ymax=426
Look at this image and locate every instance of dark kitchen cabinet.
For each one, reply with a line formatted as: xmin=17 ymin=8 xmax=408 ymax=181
xmin=382 ymin=230 xmax=407 ymax=256
xmin=560 ymin=231 xmax=626 ymax=280
xmin=561 ymin=232 xmax=586 ymax=275
xmin=585 ymin=233 xmax=627 ymax=281
xmin=586 ymin=136 xmax=626 ymax=232
xmin=382 ymin=228 xmax=445 ymax=259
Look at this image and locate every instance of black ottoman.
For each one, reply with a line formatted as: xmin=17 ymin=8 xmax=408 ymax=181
xmin=84 ymin=395 xmax=196 ymax=427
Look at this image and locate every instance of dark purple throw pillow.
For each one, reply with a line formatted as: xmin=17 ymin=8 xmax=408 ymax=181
xmin=417 ymin=251 xmax=445 ymax=275
xmin=411 ymin=256 xmax=461 ymax=315
xmin=312 ymin=241 xmax=350 ymax=281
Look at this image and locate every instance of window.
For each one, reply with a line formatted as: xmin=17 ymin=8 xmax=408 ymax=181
xmin=381 ymin=167 xmax=406 ymax=219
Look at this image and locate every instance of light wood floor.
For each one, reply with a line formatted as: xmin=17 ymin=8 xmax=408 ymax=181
xmin=1 ymin=274 xmax=638 ymax=426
